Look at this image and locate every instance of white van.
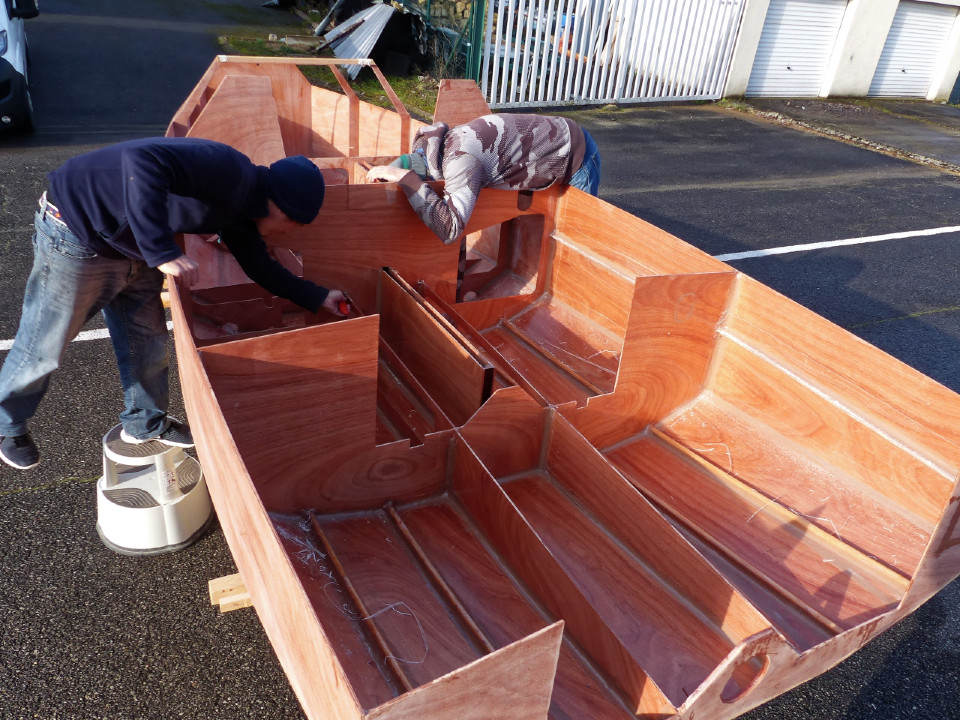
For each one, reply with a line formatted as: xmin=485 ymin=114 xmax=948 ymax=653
xmin=0 ymin=0 xmax=38 ymax=132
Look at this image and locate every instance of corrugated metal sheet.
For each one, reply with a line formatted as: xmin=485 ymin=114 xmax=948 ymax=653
xmin=746 ymin=0 xmax=847 ymax=97
xmin=869 ymin=1 xmax=958 ymax=97
xmin=325 ymin=2 xmax=395 ymax=79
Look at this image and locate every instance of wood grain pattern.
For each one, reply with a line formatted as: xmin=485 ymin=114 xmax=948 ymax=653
xmin=432 ymin=79 xmax=492 ymax=126
xmin=565 ymin=272 xmax=736 ymax=448
xmin=550 ymin=239 xmax=634 ymax=337
xmin=167 ymin=285 xmax=365 ymax=720
xmin=607 ymin=433 xmax=905 ymax=631
xmin=185 ymin=74 xmax=286 ymax=165
xmin=547 ymin=415 xmax=771 ymax=642
xmin=662 ymin=390 xmax=932 ymax=577
xmin=272 ymin=513 xmax=399 ymax=709
xmin=379 ymin=270 xmax=491 ymax=426
xmin=367 ymin=623 xmax=562 ymax=720
xmin=164 ymin=63 xmax=960 ymax=720
xmin=451 ymin=438 xmax=675 ymax=715
xmin=725 ymin=277 xmax=960 ymax=479
xmin=318 ymin=511 xmax=484 ymax=688
xmin=458 ymin=387 xmax=547 ymax=479
xmin=399 ymin=502 xmax=634 ymax=720
xmin=554 ymin=190 xmax=729 ymax=278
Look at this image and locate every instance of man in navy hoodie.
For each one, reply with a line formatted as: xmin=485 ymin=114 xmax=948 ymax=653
xmin=0 ymin=137 xmax=343 ymax=470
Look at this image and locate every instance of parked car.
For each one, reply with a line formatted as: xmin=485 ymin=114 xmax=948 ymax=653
xmin=0 ymin=0 xmax=38 ymax=132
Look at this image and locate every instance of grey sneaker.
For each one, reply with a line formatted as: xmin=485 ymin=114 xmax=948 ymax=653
xmin=120 ymin=418 xmax=195 ymax=449
xmin=0 ymin=434 xmax=40 ymax=470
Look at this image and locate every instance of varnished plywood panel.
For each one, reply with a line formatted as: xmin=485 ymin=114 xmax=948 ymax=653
xmin=458 ymin=387 xmax=547 ymax=479
xmin=671 ymin=523 xmax=836 ymax=651
xmin=379 ymin=270 xmax=490 ymax=426
xmin=482 ymin=326 xmax=593 ymax=407
xmin=432 ymin=79 xmax=492 ymax=126
xmin=167 ymin=286 xmax=364 ymax=720
xmin=904 ymin=477 xmax=960 ymax=611
xmin=185 ymin=74 xmax=286 ymax=165
xmin=547 ymin=416 xmax=770 ymax=642
xmin=400 ymin=502 xmax=634 ymax=720
xmin=199 ymin=317 xmax=378 ymax=507
xmin=555 ymin=191 xmax=730 ymax=278
xmin=503 ymin=473 xmax=733 ymax=706
xmin=272 ymin=514 xmax=399 ymax=709
xmin=508 ymin=300 xmax=621 ymax=394
xmin=712 ymin=336 xmax=952 ymax=525
xmin=664 ymin=391 xmax=932 ymax=577
xmin=551 ymin=240 xmax=635 ymax=337
xmin=566 ymin=272 xmax=736 ymax=448
xmin=451 ymin=440 xmax=675 ymax=716
xmin=319 ymin=512 xmax=483 ymax=688
xmin=725 ymin=277 xmax=960 ymax=479
xmin=367 ymin=623 xmax=562 ymax=720
xmin=608 ymin=434 xmax=905 ymax=631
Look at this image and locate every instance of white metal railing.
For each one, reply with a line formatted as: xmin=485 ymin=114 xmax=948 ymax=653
xmin=481 ymin=0 xmax=747 ymax=107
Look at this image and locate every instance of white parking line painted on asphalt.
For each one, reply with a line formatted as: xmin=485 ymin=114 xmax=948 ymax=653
xmin=0 ymin=321 xmax=175 ymax=352
xmin=715 ymin=225 xmax=960 ymax=262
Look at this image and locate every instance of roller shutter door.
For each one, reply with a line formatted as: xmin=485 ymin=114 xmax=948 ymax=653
xmin=869 ymin=1 xmax=958 ymax=97
xmin=746 ymin=0 xmax=848 ymax=97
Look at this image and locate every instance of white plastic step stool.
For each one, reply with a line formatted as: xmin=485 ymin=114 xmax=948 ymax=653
xmin=96 ymin=424 xmax=213 ymax=556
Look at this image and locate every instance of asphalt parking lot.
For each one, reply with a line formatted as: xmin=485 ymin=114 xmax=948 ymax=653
xmin=2 ymin=3 xmax=960 ymax=719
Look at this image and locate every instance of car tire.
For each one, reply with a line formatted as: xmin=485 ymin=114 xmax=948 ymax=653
xmin=20 ymin=85 xmax=35 ymax=133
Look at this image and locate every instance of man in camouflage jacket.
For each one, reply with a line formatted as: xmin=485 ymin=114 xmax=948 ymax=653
xmin=366 ymin=114 xmax=601 ymax=245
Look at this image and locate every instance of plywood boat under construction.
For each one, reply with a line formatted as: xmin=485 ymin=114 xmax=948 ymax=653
xmin=164 ymin=56 xmax=960 ymax=720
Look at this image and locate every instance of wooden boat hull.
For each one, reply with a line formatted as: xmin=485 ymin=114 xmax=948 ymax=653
xmin=166 ymin=57 xmax=960 ymax=720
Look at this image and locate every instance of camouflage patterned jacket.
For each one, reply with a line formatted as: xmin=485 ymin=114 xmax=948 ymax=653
xmin=397 ymin=114 xmax=586 ymax=244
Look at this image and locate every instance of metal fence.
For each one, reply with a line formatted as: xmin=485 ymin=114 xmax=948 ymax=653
xmin=479 ymin=0 xmax=747 ymax=108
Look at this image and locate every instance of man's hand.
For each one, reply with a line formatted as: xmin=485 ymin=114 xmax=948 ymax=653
xmin=158 ymin=255 xmax=200 ymax=288
xmin=366 ymin=165 xmax=412 ymax=184
xmin=321 ymin=290 xmax=351 ymax=317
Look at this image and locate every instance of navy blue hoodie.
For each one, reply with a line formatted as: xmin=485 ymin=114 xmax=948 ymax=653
xmin=47 ymin=137 xmax=328 ymax=311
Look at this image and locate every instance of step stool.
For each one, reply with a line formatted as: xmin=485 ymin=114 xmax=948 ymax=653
xmin=95 ymin=424 xmax=213 ymax=556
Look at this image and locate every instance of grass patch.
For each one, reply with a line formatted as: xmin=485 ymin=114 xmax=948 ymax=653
xmin=218 ymin=16 xmax=439 ymax=119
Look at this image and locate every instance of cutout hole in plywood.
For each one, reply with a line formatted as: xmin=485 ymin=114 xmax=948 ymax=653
xmin=720 ymin=653 xmax=769 ymax=704
xmin=459 ymin=215 xmax=544 ymax=302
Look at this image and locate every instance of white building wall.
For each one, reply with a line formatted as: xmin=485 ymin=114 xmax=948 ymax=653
xmin=925 ymin=7 xmax=960 ymax=99
xmin=724 ymin=0 xmax=960 ymax=100
xmin=724 ymin=0 xmax=772 ymax=96
xmin=820 ymin=0 xmax=899 ymax=96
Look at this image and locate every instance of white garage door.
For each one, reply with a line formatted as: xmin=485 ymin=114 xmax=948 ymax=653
xmin=746 ymin=0 xmax=848 ymax=97
xmin=869 ymin=1 xmax=958 ymax=97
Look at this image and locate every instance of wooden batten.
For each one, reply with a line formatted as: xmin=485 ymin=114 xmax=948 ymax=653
xmin=450 ymin=436 xmax=674 ymax=715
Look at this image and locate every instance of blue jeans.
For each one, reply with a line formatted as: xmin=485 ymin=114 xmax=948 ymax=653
xmin=0 ymin=208 xmax=170 ymax=439
xmin=569 ymin=128 xmax=601 ymax=196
